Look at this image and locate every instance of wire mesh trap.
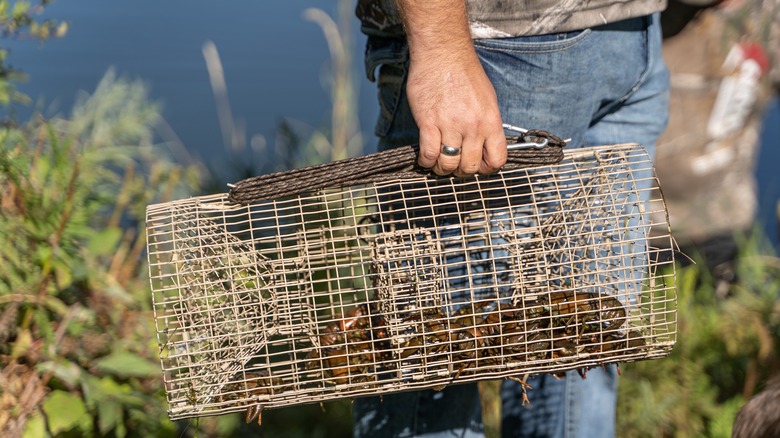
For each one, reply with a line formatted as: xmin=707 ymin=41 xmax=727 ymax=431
xmin=146 ymin=142 xmax=677 ymax=422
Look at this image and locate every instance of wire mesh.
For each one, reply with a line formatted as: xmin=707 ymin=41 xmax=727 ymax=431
xmin=146 ymin=143 xmax=677 ymax=421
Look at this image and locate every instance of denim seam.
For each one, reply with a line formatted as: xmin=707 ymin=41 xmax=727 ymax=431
xmin=473 ymin=29 xmax=592 ymax=55
xmin=375 ymin=61 xmax=408 ymax=138
xmin=589 ymin=15 xmax=652 ymax=123
xmin=565 ymin=375 xmax=577 ymax=438
xmin=615 ymin=15 xmax=653 ymax=106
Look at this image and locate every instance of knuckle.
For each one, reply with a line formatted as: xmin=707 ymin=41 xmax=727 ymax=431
xmin=440 ymin=159 xmax=458 ymax=168
xmin=479 ymin=162 xmax=498 ymax=174
xmin=438 ymin=160 xmax=458 ymax=172
xmin=460 ymin=163 xmax=480 ymax=175
xmin=493 ymin=134 xmax=508 ymax=148
xmin=463 ymin=112 xmax=480 ymax=125
xmin=479 ymin=166 xmax=496 ymax=175
xmin=419 ymin=148 xmax=439 ymax=163
xmin=419 ymin=123 xmax=439 ymax=137
xmin=487 ymin=155 xmax=507 ymax=169
xmin=433 ymin=165 xmax=450 ymax=176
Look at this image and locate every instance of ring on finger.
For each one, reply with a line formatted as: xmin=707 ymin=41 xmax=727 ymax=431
xmin=440 ymin=145 xmax=461 ymax=157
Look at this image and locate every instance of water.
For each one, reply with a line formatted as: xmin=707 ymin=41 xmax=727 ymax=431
xmin=4 ymin=1 xmax=779 ymax=245
xmin=5 ymin=1 xmax=379 ymax=171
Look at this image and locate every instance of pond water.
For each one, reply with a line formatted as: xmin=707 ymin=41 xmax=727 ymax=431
xmin=6 ymin=0 xmax=380 ymax=173
xmin=5 ymin=1 xmax=779 ymax=247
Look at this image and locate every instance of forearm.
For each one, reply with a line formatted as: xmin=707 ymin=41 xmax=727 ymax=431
xmin=394 ymin=0 xmax=507 ymax=176
xmin=396 ymin=0 xmax=475 ymax=63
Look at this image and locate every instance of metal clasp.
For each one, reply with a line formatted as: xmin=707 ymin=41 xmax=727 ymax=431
xmin=503 ymin=123 xmax=570 ymax=149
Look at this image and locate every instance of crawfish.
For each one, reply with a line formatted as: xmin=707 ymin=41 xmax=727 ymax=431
xmin=306 ymin=304 xmax=390 ymax=385
xmin=481 ymin=302 xmax=542 ymax=337
xmin=583 ymin=329 xmax=646 ymax=356
xmin=214 ymin=370 xmax=281 ymax=425
xmin=450 ymin=301 xmax=521 ymax=371
xmin=396 ymin=306 xmax=483 ymax=367
xmin=448 ymin=303 xmax=494 ymax=375
xmin=398 ymin=308 xmax=455 ymax=359
xmin=546 ymin=291 xmax=627 ymax=335
xmin=452 ymin=302 xmax=499 ymax=344
xmin=243 ymin=371 xmax=284 ymax=424
xmin=318 ymin=341 xmax=381 ymax=385
xmin=471 ymin=302 xmax=550 ymax=363
xmin=501 ymin=325 xmax=551 ymax=363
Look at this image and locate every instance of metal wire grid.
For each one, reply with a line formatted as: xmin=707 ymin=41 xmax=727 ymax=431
xmin=146 ymin=143 xmax=677 ymax=421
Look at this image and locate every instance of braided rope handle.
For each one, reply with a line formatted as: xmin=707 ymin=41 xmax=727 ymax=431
xmin=228 ymin=130 xmax=566 ymax=204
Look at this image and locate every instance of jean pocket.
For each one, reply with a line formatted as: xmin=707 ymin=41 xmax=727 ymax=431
xmin=473 ymin=28 xmax=592 ymax=54
xmin=364 ymin=36 xmax=408 ymax=82
xmin=364 ymin=36 xmax=409 ymax=137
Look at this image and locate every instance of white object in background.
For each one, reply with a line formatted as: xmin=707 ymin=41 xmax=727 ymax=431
xmin=706 ymin=42 xmax=768 ymax=140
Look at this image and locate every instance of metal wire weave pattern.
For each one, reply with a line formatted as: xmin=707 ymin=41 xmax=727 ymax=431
xmin=146 ymin=143 xmax=677 ymax=421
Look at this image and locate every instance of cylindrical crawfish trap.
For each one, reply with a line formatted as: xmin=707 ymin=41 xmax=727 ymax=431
xmin=146 ymin=141 xmax=677 ymax=422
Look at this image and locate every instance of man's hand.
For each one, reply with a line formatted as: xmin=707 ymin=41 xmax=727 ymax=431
xmin=397 ymin=0 xmax=507 ymax=176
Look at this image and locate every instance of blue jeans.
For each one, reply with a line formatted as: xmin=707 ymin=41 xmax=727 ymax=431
xmin=354 ymin=13 xmax=669 ymax=438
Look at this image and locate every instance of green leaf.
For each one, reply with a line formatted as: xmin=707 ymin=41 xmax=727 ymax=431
xmin=36 ymin=360 xmax=83 ymax=388
xmin=96 ymin=351 xmax=160 ymax=378
xmin=53 ymin=260 xmax=74 ymax=290
xmin=710 ymin=396 xmax=744 ymax=438
xmin=41 ymin=295 xmax=69 ymax=317
xmin=22 ymin=412 xmax=45 ymax=438
xmin=97 ymin=399 xmax=123 ymax=436
xmin=32 ymin=308 xmax=54 ymax=345
xmin=42 ymin=390 xmax=90 ymax=435
xmin=11 ymin=328 xmax=32 ymax=359
xmin=11 ymin=1 xmax=29 ymax=18
xmin=87 ymin=227 xmax=122 ymax=256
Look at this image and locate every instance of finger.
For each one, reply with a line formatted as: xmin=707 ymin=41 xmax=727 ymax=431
xmin=434 ymin=131 xmax=463 ymax=175
xmin=454 ymin=134 xmax=483 ymax=177
xmin=479 ymin=132 xmax=508 ymax=174
xmin=417 ymin=123 xmax=442 ymax=169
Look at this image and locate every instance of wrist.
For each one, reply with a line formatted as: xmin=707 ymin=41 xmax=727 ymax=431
xmin=396 ymin=0 xmax=474 ymax=61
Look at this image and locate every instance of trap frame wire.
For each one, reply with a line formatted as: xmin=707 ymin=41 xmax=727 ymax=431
xmin=146 ymin=143 xmax=677 ymax=421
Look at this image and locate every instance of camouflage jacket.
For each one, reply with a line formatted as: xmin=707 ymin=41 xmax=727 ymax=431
xmin=356 ymin=0 xmax=667 ymax=38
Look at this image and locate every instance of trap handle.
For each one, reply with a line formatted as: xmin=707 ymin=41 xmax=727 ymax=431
xmin=228 ymin=130 xmax=566 ymax=204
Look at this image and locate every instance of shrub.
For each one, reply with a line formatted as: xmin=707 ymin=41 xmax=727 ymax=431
xmin=617 ymin=234 xmax=780 ymax=437
xmin=0 ymin=71 xmax=202 ymax=437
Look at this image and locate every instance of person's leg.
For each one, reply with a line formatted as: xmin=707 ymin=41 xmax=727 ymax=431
xmin=501 ymin=366 xmax=620 ymax=438
xmin=362 ymin=14 xmax=668 ymax=151
xmin=353 ymin=384 xmax=485 ymax=438
xmin=473 ymin=14 xmax=668 ymax=438
xmin=361 ymin=35 xmax=416 ymax=152
xmin=354 ymin=36 xmax=486 ymax=438
xmin=583 ymin=13 xmax=669 ymax=154
xmin=354 ymin=13 xmax=669 ymax=438
xmin=473 ymin=15 xmax=666 ymax=150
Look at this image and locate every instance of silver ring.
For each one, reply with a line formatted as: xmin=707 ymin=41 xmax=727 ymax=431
xmin=440 ymin=145 xmax=461 ymax=157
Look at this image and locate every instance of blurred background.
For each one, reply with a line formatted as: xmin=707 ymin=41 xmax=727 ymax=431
xmin=0 ymin=1 xmax=778 ymax=437
xmin=5 ymin=0 xmax=379 ymax=181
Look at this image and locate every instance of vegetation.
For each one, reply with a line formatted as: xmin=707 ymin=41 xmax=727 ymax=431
xmin=0 ymin=0 xmax=67 ymax=108
xmin=0 ymin=1 xmax=778 ymax=437
xmin=616 ymin=234 xmax=780 ymax=437
xmin=0 ymin=70 xmax=202 ymax=437
xmin=0 ymin=2 xmax=356 ymax=437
